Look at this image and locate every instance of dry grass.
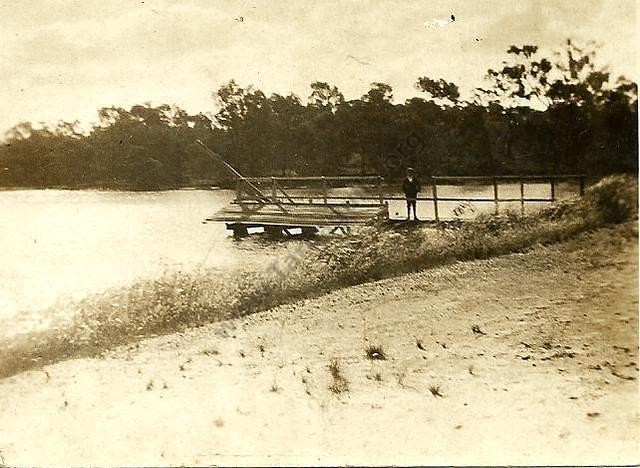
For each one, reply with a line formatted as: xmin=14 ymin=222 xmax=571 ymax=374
xmin=0 ymin=175 xmax=636 ymax=379
xmin=301 ymin=376 xmax=312 ymax=395
xmin=328 ymin=358 xmax=349 ymax=394
xmin=365 ymin=344 xmax=387 ymax=361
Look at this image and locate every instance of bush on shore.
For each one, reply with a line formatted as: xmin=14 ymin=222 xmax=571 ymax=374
xmin=0 ymin=174 xmax=636 ymax=379
xmin=582 ymin=174 xmax=639 ymax=224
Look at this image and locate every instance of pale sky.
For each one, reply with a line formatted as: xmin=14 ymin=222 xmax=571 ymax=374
xmin=1 ymin=0 xmax=637 ymax=133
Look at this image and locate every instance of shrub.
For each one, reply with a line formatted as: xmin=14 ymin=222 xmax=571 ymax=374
xmin=582 ymin=174 xmax=638 ymax=224
xmin=0 ymin=175 xmax=636 ymax=379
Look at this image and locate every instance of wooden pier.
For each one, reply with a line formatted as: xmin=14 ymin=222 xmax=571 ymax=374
xmin=206 ymin=175 xmax=389 ymax=237
xmin=195 ymin=142 xmax=586 ymax=236
xmin=206 ymin=173 xmax=586 ymax=237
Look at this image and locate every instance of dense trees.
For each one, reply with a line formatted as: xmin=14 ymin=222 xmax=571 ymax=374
xmin=0 ymin=40 xmax=636 ymax=190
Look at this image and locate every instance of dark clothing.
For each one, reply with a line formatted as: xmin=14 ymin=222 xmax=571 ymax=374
xmin=402 ymin=176 xmax=420 ymax=220
xmin=402 ymin=177 xmax=421 ymax=199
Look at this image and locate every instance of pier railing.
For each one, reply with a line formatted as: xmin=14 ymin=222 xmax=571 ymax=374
xmin=233 ymin=174 xmax=586 ymax=222
xmin=425 ymin=174 xmax=586 ymax=221
xmin=236 ymin=176 xmax=386 ymax=207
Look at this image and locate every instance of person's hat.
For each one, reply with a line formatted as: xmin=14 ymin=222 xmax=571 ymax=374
xmin=407 ymin=167 xmax=415 ymax=172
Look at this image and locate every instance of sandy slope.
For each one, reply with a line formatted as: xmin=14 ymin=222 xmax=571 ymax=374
xmin=0 ymin=224 xmax=637 ymax=466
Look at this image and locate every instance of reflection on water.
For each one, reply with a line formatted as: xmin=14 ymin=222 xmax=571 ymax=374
xmin=0 ymin=182 xmax=582 ymax=323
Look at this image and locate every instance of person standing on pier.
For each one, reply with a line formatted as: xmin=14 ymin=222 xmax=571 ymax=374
xmin=402 ymin=167 xmax=421 ymax=221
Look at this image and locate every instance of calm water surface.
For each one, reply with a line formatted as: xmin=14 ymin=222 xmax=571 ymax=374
xmin=0 ymin=182 xmax=581 ymax=325
xmin=0 ymin=189 xmax=243 ymax=320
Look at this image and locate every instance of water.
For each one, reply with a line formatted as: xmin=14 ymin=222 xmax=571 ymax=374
xmin=0 ymin=189 xmax=246 ymax=321
xmin=0 ymin=182 xmax=581 ymax=325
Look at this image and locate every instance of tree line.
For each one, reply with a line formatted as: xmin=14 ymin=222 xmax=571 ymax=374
xmin=0 ymin=39 xmax=636 ymax=190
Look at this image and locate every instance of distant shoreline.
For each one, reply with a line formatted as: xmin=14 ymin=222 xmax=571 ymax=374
xmin=0 ymin=184 xmax=229 ymax=192
xmin=0 ymin=173 xmax=608 ymax=193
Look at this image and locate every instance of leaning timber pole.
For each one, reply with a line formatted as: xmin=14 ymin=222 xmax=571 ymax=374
xmin=194 ymin=139 xmax=269 ymax=202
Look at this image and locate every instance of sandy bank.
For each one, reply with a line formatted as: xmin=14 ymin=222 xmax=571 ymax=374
xmin=0 ymin=223 xmax=637 ymax=466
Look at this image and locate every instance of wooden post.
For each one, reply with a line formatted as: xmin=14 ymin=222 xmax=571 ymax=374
xmin=271 ymin=177 xmax=277 ymax=203
xmin=550 ymin=178 xmax=556 ymax=202
xmin=493 ymin=177 xmax=499 ymax=214
xmin=520 ymin=179 xmax=525 ymax=215
xmin=195 ymin=140 xmax=269 ymax=202
xmin=431 ymin=178 xmax=439 ymax=222
xmin=322 ymin=176 xmax=327 ymax=204
xmin=236 ymin=178 xmax=242 ymax=203
xmin=579 ymin=176 xmax=585 ymax=196
xmin=265 ymin=225 xmax=283 ymax=238
xmin=302 ymin=226 xmax=319 ymax=237
xmin=378 ymin=176 xmax=384 ymax=205
xmin=231 ymin=224 xmax=248 ymax=238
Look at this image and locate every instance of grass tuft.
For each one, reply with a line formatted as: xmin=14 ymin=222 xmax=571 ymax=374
xmin=365 ymin=344 xmax=387 ymax=360
xmin=328 ymin=358 xmax=349 ymax=394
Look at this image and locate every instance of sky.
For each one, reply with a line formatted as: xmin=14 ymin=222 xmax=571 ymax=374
xmin=1 ymin=0 xmax=637 ymax=133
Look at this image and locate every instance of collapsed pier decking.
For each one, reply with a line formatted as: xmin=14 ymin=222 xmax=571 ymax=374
xmin=197 ymin=140 xmax=586 ymax=236
xmin=205 ymin=174 xmax=586 ymax=237
xmin=206 ymin=176 xmax=389 ymax=237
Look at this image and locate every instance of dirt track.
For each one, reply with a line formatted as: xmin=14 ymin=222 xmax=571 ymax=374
xmin=0 ymin=223 xmax=637 ymax=466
